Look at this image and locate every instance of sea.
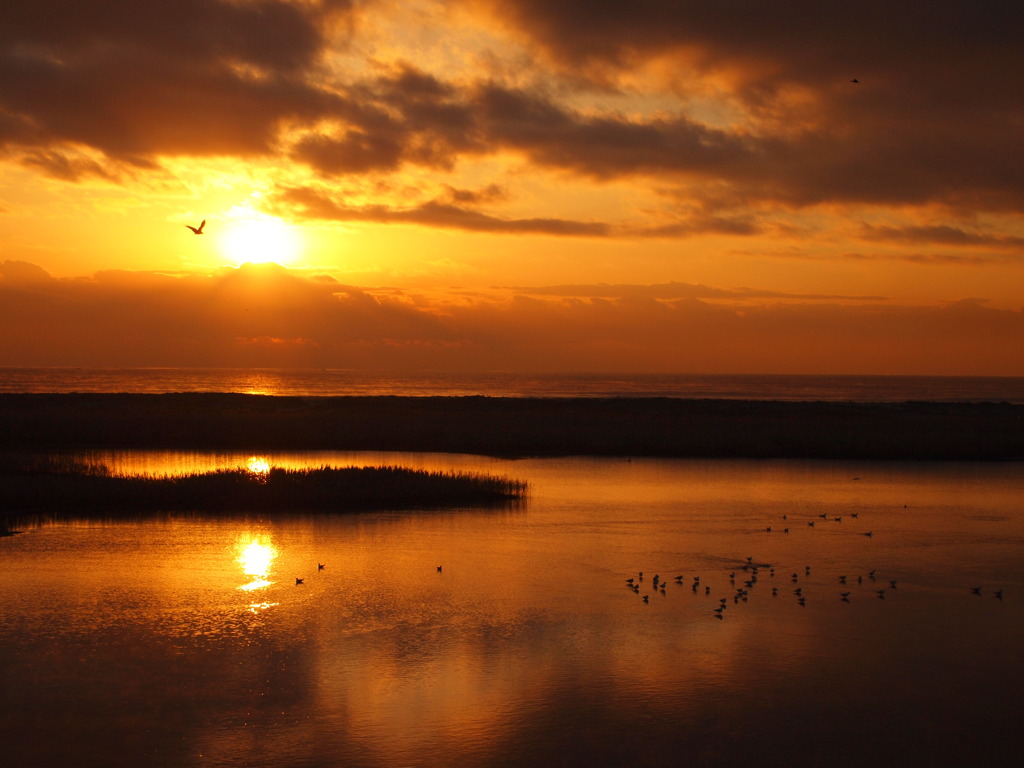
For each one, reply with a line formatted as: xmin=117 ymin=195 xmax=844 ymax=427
xmin=2 ymin=367 xmax=1024 ymax=402
xmin=3 ymin=453 xmax=1023 ymax=767
xmin=4 ymin=367 xmax=1024 ymax=766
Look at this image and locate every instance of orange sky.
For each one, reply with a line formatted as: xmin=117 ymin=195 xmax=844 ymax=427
xmin=1 ymin=0 xmax=1022 ymax=374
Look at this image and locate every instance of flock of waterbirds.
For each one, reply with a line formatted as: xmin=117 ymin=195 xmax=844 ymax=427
xmin=621 ymin=509 xmax=1006 ymax=618
xmin=624 ymin=562 xmax=1005 ymax=618
xmin=292 ymin=509 xmax=1006 ymax=609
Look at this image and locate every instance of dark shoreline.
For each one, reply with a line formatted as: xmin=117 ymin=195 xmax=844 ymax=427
xmin=1 ymin=393 xmax=1022 ymax=460
xmin=0 ymin=462 xmax=526 ymax=517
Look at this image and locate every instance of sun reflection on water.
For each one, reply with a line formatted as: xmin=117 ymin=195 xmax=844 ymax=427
xmin=236 ymin=535 xmax=278 ymax=607
xmin=246 ymin=456 xmax=271 ymax=479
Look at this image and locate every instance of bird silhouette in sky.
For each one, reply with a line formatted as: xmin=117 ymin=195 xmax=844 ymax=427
xmin=850 ymin=78 xmax=860 ymax=83
xmin=185 ymin=219 xmax=206 ymax=234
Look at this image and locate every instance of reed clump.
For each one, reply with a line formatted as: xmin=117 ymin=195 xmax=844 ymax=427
xmin=0 ymin=457 xmax=527 ymax=516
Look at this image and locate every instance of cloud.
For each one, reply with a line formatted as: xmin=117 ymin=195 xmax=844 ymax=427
xmin=2 ymin=0 xmax=1022 ymax=240
xmin=0 ymin=0 xmax=346 ymax=162
xmin=2 ymin=0 xmax=332 ymax=71
xmin=0 ymin=260 xmax=53 ymax=284
xmin=20 ymin=148 xmax=123 ymax=182
xmin=275 ymin=185 xmax=611 ymax=236
xmin=1 ymin=263 xmax=1021 ymax=374
xmin=859 ymin=224 xmax=1024 ymax=250
xmin=501 ymin=282 xmax=886 ymax=302
xmin=477 ymin=1 xmax=1021 ymax=98
xmin=470 ymin=1 xmax=1024 ymax=209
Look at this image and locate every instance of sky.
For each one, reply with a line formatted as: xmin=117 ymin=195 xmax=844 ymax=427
xmin=1 ymin=0 xmax=1022 ymax=374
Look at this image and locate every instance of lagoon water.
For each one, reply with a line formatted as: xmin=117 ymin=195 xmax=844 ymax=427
xmin=2 ymin=452 xmax=1023 ymax=767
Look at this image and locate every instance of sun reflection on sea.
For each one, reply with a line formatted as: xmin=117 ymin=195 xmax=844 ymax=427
xmin=236 ymin=535 xmax=279 ymax=612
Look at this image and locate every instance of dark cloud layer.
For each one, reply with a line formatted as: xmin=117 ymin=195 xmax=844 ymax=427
xmin=504 ymin=282 xmax=886 ymax=302
xmin=1 ymin=1 xmax=343 ymax=161
xmin=2 ymin=0 xmax=1021 ymax=222
xmin=276 ymin=185 xmax=611 ymax=236
xmin=2 ymin=263 xmax=1021 ymax=374
xmin=480 ymin=1 xmax=1024 ymax=210
xmin=860 ymin=224 xmax=1024 ymax=250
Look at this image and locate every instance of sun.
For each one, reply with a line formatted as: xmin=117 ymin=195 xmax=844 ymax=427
xmin=218 ymin=215 xmax=302 ymax=266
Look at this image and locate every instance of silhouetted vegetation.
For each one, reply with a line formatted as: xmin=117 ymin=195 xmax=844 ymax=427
xmin=0 ymin=393 xmax=1021 ymax=460
xmin=0 ymin=455 xmax=526 ymax=516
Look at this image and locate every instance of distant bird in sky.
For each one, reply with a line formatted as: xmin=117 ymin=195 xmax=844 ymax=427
xmin=850 ymin=78 xmax=860 ymax=83
xmin=186 ymin=219 xmax=206 ymax=234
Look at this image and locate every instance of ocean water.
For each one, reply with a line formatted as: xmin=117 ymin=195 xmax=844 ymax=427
xmin=2 ymin=454 xmax=1022 ymax=767
xmin=3 ymin=368 xmax=1023 ymax=766
xmin=2 ymin=367 xmax=1024 ymax=402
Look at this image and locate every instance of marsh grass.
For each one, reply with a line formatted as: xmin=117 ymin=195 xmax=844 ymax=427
xmin=0 ymin=456 xmax=527 ymax=516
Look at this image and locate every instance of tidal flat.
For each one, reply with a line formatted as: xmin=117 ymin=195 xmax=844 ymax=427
xmin=2 ymin=393 xmax=1022 ymax=459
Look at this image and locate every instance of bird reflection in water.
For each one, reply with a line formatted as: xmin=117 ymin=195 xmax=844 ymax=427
xmin=236 ymin=534 xmax=279 ymax=613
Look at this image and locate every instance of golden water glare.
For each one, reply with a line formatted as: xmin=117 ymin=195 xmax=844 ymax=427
xmin=236 ymin=534 xmax=279 ymax=611
xmin=246 ymin=456 xmax=271 ymax=477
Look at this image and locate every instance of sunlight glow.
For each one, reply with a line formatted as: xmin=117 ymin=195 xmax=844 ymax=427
xmin=236 ymin=535 xmax=278 ymax=592
xmin=246 ymin=456 xmax=272 ymax=478
xmin=247 ymin=601 xmax=278 ymax=613
xmin=218 ymin=215 xmax=302 ymax=267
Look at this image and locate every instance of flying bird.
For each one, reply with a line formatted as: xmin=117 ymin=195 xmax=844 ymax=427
xmin=186 ymin=219 xmax=206 ymax=234
xmin=850 ymin=78 xmax=860 ymax=83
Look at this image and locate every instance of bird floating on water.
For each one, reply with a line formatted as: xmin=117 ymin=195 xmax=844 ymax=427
xmin=186 ymin=219 xmax=206 ymax=234
xmin=295 ymin=577 xmax=304 ymax=585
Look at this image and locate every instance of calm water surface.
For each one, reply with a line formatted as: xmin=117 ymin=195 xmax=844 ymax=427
xmin=2 ymin=455 xmax=1023 ymax=767
xmin=4 ymin=367 xmax=1024 ymax=402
